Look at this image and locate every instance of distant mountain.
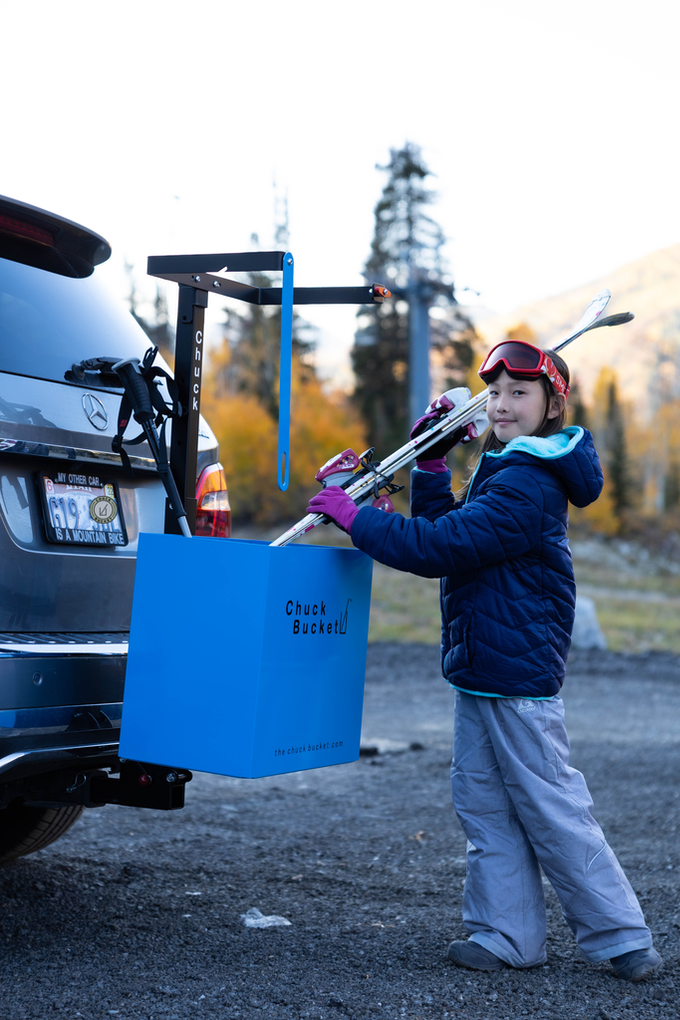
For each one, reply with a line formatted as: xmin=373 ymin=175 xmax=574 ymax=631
xmin=468 ymin=244 xmax=680 ymax=412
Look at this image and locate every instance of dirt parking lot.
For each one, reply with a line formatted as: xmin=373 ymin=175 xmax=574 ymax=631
xmin=1 ymin=645 xmax=679 ymax=1020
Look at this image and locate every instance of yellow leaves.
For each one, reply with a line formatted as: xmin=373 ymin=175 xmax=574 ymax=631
xmin=569 ymin=468 xmax=618 ymax=536
xmin=572 ymin=366 xmax=680 ymax=528
xmin=506 ymin=322 xmax=538 ymax=344
xmin=202 ymin=391 xmax=277 ymax=522
xmin=202 ymin=358 xmax=367 ymax=524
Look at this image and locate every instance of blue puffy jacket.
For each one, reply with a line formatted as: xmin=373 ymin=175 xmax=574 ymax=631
xmin=350 ymin=426 xmax=603 ymax=699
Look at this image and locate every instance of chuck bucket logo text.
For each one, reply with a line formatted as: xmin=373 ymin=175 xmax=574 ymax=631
xmin=285 ymin=598 xmax=351 ymax=635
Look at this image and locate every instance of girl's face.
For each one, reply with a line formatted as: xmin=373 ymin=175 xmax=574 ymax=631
xmin=486 ymin=369 xmax=561 ymax=441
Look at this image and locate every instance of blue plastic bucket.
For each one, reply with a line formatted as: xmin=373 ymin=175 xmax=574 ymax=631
xmin=119 ymin=535 xmax=373 ymax=778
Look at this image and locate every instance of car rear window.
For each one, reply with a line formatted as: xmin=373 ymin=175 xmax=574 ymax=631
xmin=0 ymin=256 xmax=153 ymax=386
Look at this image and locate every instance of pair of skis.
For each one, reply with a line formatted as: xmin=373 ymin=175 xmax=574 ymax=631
xmin=270 ymin=290 xmax=633 ymax=548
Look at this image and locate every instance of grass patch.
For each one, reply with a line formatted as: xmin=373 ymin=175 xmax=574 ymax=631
xmin=369 ymin=563 xmax=440 ymax=644
xmin=591 ymin=596 xmax=680 ymax=653
xmin=571 ymin=556 xmax=680 ymax=597
xmin=572 ymin=546 xmax=680 ymax=652
xmin=366 ymin=553 xmax=680 ymax=652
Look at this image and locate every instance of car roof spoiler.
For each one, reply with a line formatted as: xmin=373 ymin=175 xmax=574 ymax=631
xmin=0 ymin=194 xmax=112 ymax=278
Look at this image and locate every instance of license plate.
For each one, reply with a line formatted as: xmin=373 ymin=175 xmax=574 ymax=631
xmin=39 ymin=471 xmax=128 ymax=547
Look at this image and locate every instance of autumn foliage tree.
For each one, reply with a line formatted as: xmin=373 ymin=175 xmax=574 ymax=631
xmin=203 ymin=355 xmax=365 ymax=525
xmin=203 ymin=275 xmax=366 ymax=525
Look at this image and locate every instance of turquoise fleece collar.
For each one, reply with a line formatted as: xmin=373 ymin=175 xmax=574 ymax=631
xmin=464 ymin=427 xmax=585 ymax=504
xmin=486 ymin=426 xmax=584 ymax=461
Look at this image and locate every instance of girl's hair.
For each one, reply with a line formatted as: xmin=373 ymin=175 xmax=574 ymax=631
xmin=456 ymin=348 xmax=570 ymax=502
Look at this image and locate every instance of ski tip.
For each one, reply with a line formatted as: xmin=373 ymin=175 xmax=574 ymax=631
xmin=604 ymin=311 xmax=634 ymax=326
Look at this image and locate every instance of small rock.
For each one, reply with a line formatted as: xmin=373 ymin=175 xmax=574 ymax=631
xmin=361 ymin=737 xmax=409 ymax=754
xmin=328 ymin=995 xmax=344 ymax=1007
xmin=572 ymin=596 xmax=607 ymax=650
xmin=242 ymin=907 xmax=292 ymax=929
xmin=359 ymin=745 xmax=379 ymax=757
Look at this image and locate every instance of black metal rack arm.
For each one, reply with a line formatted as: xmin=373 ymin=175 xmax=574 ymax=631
xmin=260 ymin=286 xmax=388 ymax=305
xmin=148 ymin=252 xmax=286 ymax=275
xmin=166 ymin=284 xmax=208 ymax=534
xmin=148 ymin=270 xmax=389 ymax=308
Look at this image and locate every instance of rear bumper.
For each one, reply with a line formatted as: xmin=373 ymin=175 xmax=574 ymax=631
xmin=0 ymin=652 xmax=125 ymax=784
xmin=0 ymin=739 xmax=120 ymax=783
xmin=0 ymin=650 xmax=126 ymax=710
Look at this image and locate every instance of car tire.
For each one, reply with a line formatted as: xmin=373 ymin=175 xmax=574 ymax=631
xmin=0 ymin=803 xmax=84 ymax=865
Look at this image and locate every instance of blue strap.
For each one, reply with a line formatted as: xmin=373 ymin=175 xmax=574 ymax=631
xmin=278 ymin=252 xmax=294 ymax=491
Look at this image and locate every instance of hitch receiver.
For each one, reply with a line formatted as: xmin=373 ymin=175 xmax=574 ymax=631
xmin=23 ymin=761 xmax=192 ymax=811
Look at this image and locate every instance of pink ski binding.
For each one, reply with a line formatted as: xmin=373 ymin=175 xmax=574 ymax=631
xmin=315 ymin=449 xmax=361 ymax=489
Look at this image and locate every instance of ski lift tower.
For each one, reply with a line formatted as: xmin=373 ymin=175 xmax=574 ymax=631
xmin=403 ymin=265 xmax=455 ymax=427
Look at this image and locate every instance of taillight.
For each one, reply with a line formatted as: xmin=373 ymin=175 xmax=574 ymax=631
xmin=0 ymin=213 xmax=54 ymax=246
xmin=195 ymin=463 xmax=231 ymax=538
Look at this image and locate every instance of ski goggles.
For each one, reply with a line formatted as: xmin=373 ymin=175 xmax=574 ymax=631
xmin=478 ymin=340 xmax=570 ymax=397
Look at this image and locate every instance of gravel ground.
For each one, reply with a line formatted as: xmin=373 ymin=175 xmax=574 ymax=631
xmin=1 ymin=645 xmax=679 ymax=1020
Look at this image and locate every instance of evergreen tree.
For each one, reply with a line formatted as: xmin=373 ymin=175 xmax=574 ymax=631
xmin=664 ymin=460 xmax=680 ymax=511
xmin=605 ymin=378 xmax=630 ymax=521
xmin=352 ymin=143 xmax=475 ymax=454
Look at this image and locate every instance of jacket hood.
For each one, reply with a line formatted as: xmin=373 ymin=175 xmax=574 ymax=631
xmin=475 ymin=426 xmax=603 ymax=508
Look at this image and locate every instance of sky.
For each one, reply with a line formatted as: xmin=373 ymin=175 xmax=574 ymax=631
xmin=3 ymin=0 xmax=680 ymax=385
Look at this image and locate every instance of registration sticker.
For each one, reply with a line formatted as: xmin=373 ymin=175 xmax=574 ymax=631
xmin=39 ymin=471 xmax=128 ymax=547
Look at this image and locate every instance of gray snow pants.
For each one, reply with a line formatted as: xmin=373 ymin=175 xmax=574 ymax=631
xmin=451 ymin=690 xmax=652 ymax=967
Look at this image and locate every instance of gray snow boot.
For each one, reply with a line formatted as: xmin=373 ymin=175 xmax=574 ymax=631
xmin=447 ymin=940 xmax=506 ymax=971
xmin=610 ymin=947 xmax=663 ymax=982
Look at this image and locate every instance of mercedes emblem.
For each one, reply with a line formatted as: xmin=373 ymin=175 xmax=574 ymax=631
xmin=82 ymin=393 xmax=109 ymax=431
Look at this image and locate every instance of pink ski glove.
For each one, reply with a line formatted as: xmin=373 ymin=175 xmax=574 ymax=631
xmin=410 ymin=387 xmax=487 ymax=467
xmin=307 ymin=486 xmax=360 ymax=534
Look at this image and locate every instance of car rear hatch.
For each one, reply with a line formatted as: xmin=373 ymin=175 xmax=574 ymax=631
xmin=0 ymin=196 xmax=221 ymax=635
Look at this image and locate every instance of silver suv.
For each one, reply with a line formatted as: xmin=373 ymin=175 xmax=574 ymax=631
xmin=0 ymin=196 xmax=230 ymax=863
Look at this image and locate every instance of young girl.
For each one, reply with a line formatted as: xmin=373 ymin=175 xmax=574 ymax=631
xmin=307 ymin=340 xmax=662 ymax=984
